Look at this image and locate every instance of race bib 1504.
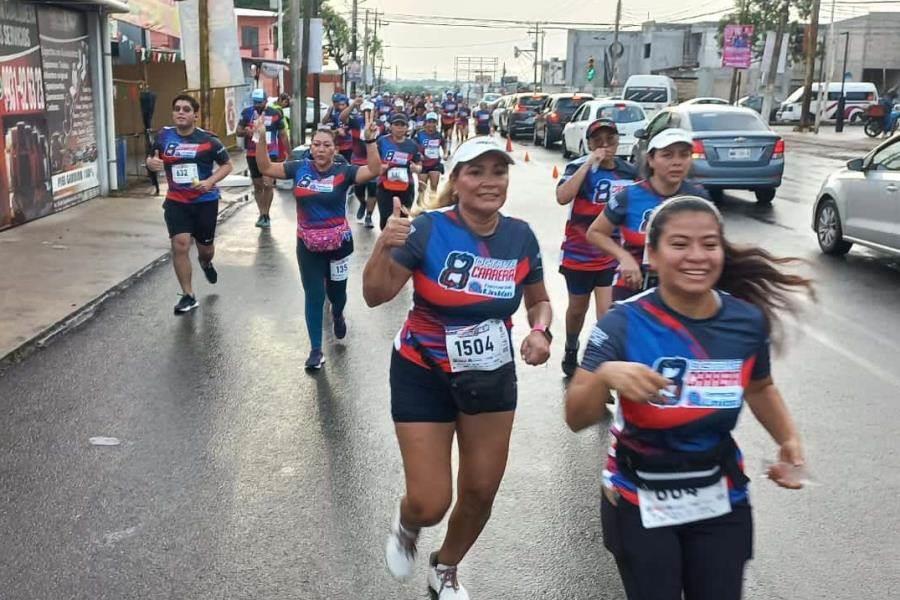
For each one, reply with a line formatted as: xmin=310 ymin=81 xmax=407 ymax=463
xmin=445 ymin=319 xmax=512 ymax=372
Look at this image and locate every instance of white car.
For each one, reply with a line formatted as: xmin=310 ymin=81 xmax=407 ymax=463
xmin=813 ymin=135 xmax=900 ymax=257
xmin=268 ymin=96 xmax=329 ymax=128
xmin=480 ymin=93 xmax=502 ymax=107
xmin=681 ymin=97 xmax=730 ymax=106
xmin=561 ymin=99 xmax=648 ymax=160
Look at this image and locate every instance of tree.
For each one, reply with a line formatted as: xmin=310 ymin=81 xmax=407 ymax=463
xmin=320 ymin=2 xmax=350 ymax=72
xmin=716 ymin=0 xmax=814 ymax=65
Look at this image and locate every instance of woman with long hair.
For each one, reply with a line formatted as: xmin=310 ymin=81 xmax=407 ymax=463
xmin=254 ymin=116 xmax=382 ymax=370
xmin=363 ymin=136 xmax=552 ymax=599
xmin=566 ymin=195 xmax=813 ymax=600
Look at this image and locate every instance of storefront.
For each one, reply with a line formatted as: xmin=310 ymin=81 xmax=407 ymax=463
xmin=0 ymin=0 xmax=126 ymax=231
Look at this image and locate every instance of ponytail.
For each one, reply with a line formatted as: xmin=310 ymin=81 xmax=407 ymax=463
xmin=413 ymin=165 xmax=459 ymax=215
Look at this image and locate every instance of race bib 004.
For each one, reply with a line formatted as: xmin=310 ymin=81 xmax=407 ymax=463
xmin=445 ymin=319 xmax=512 ymax=373
xmin=638 ymin=477 xmax=731 ymax=528
xmin=172 ymin=163 xmax=199 ymax=185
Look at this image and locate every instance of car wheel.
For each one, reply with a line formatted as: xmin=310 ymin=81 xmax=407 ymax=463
xmin=754 ymin=188 xmax=776 ymax=204
xmin=708 ymin=188 xmax=725 ymax=203
xmin=578 ymin=141 xmax=585 ymax=157
xmin=533 ymin=128 xmax=540 ymax=145
xmin=816 ymin=198 xmax=853 ymax=256
xmin=562 ymin=140 xmax=571 ymax=159
xmin=543 ymin=131 xmax=552 ymax=149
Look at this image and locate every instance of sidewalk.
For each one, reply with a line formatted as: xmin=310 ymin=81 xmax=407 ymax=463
xmin=773 ymin=124 xmax=884 ymax=156
xmin=0 ymin=157 xmax=252 ymax=364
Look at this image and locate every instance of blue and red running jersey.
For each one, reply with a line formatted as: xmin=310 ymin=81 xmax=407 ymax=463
xmin=603 ymin=180 xmax=709 ymax=287
xmin=238 ymin=105 xmax=284 ymax=157
xmin=153 ymin=126 xmax=229 ymax=204
xmin=558 ymin=156 xmax=637 ymax=271
xmin=414 ymin=129 xmax=444 ymax=169
xmin=580 ymin=289 xmax=771 ymax=506
xmin=346 ymin=111 xmax=374 ymax=166
xmin=328 ymin=110 xmax=353 ymax=152
xmin=391 ymin=206 xmax=544 ymax=372
xmin=283 ymin=159 xmax=359 ymax=237
xmin=441 ymin=100 xmax=458 ymax=125
xmin=473 ymin=110 xmax=492 ymax=134
xmin=456 ymin=106 xmax=471 ymax=123
xmin=376 ymin=136 xmax=421 ymax=191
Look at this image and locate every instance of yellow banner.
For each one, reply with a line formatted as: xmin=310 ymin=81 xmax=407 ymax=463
xmin=114 ymin=0 xmax=181 ymax=38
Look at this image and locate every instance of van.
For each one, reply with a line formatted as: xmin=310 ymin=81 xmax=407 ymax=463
xmin=622 ymin=75 xmax=679 ymax=117
xmin=776 ymin=82 xmax=878 ymax=123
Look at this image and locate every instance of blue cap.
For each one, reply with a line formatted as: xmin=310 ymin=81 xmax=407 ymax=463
xmin=251 ymin=89 xmax=266 ymax=102
xmin=333 ymin=93 xmax=349 ymax=103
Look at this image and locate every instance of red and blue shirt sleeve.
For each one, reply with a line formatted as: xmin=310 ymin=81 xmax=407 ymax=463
xmin=603 ymin=186 xmax=630 ymax=226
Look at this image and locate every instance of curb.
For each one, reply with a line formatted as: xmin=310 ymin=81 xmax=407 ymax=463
xmin=0 ymin=191 xmax=252 ymax=370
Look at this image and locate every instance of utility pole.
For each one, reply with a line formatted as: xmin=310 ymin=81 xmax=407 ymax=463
xmin=372 ymin=10 xmax=379 ymax=91
xmin=761 ymin=0 xmax=789 ymax=127
xmin=835 ymin=32 xmax=850 ymax=132
xmin=362 ymin=9 xmax=369 ymax=94
xmin=199 ymin=0 xmax=210 ymax=129
xmin=539 ymin=27 xmax=545 ymax=91
xmin=290 ymin=0 xmax=302 ymax=143
xmin=277 ymin=0 xmax=285 ymax=93
xmin=312 ymin=0 xmax=321 ymax=123
xmin=612 ymin=0 xmax=623 ymax=87
xmin=350 ymin=0 xmax=358 ymax=95
xmin=299 ymin=0 xmax=310 ymax=144
xmin=527 ymin=23 xmax=540 ymax=91
xmin=814 ymin=0 xmax=838 ymax=132
xmin=800 ymin=0 xmax=822 ymax=131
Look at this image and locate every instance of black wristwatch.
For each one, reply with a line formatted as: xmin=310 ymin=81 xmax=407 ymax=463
xmin=365 ymin=138 xmax=377 ymax=144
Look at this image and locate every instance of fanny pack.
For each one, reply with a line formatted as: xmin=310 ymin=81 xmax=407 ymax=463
xmin=298 ymin=222 xmax=350 ymax=252
xmin=615 ymin=435 xmax=749 ymax=492
xmin=409 ymin=334 xmax=516 ymax=415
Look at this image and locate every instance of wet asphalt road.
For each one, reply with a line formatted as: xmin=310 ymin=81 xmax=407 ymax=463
xmin=1 ymin=134 xmax=898 ymax=599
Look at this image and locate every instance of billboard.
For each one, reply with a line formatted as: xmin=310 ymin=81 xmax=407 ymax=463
xmin=722 ymin=24 xmax=754 ymax=70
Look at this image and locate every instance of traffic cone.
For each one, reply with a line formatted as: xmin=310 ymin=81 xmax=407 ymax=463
xmin=524 ymin=151 xmax=530 ymax=163
xmin=505 ymin=137 xmax=513 ymax=152
xmin=552 ymin=165 xmax=559 ymax=179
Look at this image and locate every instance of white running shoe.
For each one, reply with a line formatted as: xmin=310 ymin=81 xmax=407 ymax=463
xmin=385 ymin=506 xmax=419 ymax=579
xmin=428 ymin=552 xmax=470 ymax=599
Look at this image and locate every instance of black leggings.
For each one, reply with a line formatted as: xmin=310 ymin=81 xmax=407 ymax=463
xmin=601 ymin=495 xmax=753 ymax=600
xmin=354 ymin=180 xmax=376 ymax=203
xmin=296 ymin=241 xmax=351 ymax=350
xmin=376 ymin=186 xmax=414 ymax=230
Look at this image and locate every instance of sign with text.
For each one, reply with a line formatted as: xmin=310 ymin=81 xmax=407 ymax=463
xmin=722 ymin=24 xmax=754 ymax=69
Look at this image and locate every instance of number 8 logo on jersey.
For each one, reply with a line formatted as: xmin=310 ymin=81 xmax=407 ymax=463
xmin=439 ymin=251 xmax=475 ymax=291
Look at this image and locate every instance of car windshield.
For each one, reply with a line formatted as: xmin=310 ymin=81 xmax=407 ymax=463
xmin=689 ymin=112 xmax=768 ymax=131
xmin=556 ymin=97 xmax=588 ymax=116
xmin=519 ymin=96 xmax=547 ymax=108
xmin=597 ymin=104 xmax=645 ymax=123
xmin=624 ymin=87 xmax=668 ymax=103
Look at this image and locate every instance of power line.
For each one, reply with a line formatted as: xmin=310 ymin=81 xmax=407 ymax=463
xmin=387 ymin=38 xmax=525 ymax=49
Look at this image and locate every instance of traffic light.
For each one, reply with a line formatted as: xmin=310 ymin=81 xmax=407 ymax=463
xmin=586 ymin=57 xmax=596 ymax=82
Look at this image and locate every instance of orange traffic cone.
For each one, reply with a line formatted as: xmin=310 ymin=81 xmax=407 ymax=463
xmin=524 ymin=151 xmax=530 ymax=163
xmin=552 ymin=165 xmax=559 ymax=179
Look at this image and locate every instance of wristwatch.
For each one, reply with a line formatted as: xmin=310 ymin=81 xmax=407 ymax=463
xmin=531 ymin=323 xmax=552 ymax=343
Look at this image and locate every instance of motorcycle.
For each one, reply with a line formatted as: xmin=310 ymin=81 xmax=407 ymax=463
xmin=863 ymin=103 xmax=899 ymax=138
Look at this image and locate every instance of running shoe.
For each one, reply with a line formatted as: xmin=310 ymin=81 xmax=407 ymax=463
xmin=561 ymin=342 xmax=579 ymax=378
xmin=200 ymin=261 xmax=218 ymax=284
xmin=428 ymin=552 xmax=469 ymax=599
xmin=173 ymin=294 xmax=199 ymax=315
xmin=333 ymin=314 xmax=347 ymax=339
xmin=385 ymin=506 xmax=418 ymax=579
xmin=255 ymin=215 xmax=266 ymax=228
xmin=356 ymin=202 xmax=366 ymax=223
xmin=260 ymin=215 xmax=272 ymax=229
xmin=364 ymin=214 xmax=374 ymax=229
xmin=304 ymin=348 xmax=325 ymax=370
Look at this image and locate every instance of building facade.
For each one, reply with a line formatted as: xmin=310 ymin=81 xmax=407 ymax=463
xmin=828 ymin=12 xmax=900 ymax=93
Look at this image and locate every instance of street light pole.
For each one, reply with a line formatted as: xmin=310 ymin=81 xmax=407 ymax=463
xmin=836 ymin=32 xmax=850 ymax=132
xmin=277 ymin=0 xmax=284 ymax=93
xmin=350 ymin=0 xmax=358 ymax=95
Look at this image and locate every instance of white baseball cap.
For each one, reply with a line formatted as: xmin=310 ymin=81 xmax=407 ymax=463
xmin=448 ymin=137 xmax=515 ymax=172
xmin=360 ymin=100 xmax=375 ymax=112
xmin=425 ymin=112 xmax=439 ymax=121
xmin=648 ymin=128 xmax=694 ymax=152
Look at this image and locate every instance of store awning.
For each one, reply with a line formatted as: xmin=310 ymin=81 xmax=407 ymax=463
xmin=41 ymin=0 xmax=131 ymax=14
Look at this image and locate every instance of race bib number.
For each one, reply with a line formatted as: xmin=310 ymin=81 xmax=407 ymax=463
xmin=387 ymin=167 xmax=409 ymax=183
xmin=445 ymin=319 xmax=512 ymax=373
xmin=638 ymin=477 xmax=731 ymax=529
xmin=424 ymin=146 xmax=442 ymax=159
xmin=172 ymin=163 xmax=199 ymax=185
xmin=265 ymin=130 xmax=274 ymax=146
xmin=330 ymin=256 xmax=350 ymax=282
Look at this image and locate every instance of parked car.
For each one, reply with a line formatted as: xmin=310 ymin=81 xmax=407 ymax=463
xmin=812 ymin=135 xmax=900 ymax=257
xmin=777 ymin=81 xmax=878 ymax=124
xmin=480 ymin=92 xmax=503 ymax=109
xmin=561 ymin=99 xmax=648 ymax=160
xmin=631 ymin=105 xmax=784 ymax=204
xmin=498 ymin=92 xmax=548 ymax=139
xmin=532 ymin=93 xmax=594 ymax=148
xmin=269 ymin=97 xmax=329 ymax=129
xmin=622 ymin=74 xmax=679 ymax=117
xmin=681 ymin=97 xmax=730 ymax=106
xmin=737 ymin=94 xmax=783 ymax=123
xmin=491 ymin=95 xmax=511 ymax=130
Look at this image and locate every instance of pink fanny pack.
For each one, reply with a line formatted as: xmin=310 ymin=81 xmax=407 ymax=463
xmin=298 ymin=222 xmax=351 ymax=252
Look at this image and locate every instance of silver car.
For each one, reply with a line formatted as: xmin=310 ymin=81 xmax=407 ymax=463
xmin=812 ymin=136 xmax=900 ymax=256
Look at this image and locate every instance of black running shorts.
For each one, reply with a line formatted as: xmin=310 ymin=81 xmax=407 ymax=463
xmin=163 ymin=199 xmax=218 ymax=245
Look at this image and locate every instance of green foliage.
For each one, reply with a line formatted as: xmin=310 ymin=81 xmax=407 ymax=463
xmin=716 ymin=0 xmax=814 ymax=64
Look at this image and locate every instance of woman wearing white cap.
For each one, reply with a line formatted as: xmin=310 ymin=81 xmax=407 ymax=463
xmin=587 ymin=128 xmax=709 ymax=301
xmin=362 ymin=136 xmax=553 ymax=599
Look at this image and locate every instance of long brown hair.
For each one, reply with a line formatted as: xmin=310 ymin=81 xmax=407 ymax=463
xmin=647 ymin=196 xmax=815 ymax=342
xmin=415 ymin=165 xmax=460 ymax=215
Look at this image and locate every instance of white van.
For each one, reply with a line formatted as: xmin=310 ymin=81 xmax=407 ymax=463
xmin=622 ymin=75 xmax=679 ymax=117
xmin=776 ymin=82 xmax=878 ymax=123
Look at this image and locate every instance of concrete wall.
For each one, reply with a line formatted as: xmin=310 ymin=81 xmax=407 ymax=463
xmin=829 ymin=12 xmax=900 ymax=91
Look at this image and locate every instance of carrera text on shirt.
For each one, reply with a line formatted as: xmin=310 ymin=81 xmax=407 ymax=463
xmin=154 ymin=127 xmax=230 ymax=203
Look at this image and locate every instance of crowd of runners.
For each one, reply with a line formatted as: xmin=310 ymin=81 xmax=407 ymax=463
xmin=145 ymin=88 xmax=811 ymax=600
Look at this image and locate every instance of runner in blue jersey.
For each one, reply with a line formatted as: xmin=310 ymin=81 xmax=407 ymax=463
xmin=363 ymin=136 xmax=552 ymax=600
xmin=410 ymin=102 xmax=428 ymax=133
xmin=587 ymin=128 xmax=708 ymax=302
xmin=340 ymin=95 xmax=378 ymax=226
xmin=556 ymin=118 xmax=638 ymax=377
xmin=440 ymin=92 xmax=458 ymax=156
xmin=146 ymin=94 xmax=233 ymax=315
xmin=455 ymin=102 xmax=471 ymax=144
xmin=473 ymin=102 xmax=493 ymax=136
xmin=236 ymin=88 xmax=288 ymax=228
xmin=375 ymin=113 xmax=422 ymax=230
xmin=566 ymin=196 xmax=812 ymax=600
xmin=414 ymin=112 xmax=444 ymax=206
xmin=252 ymin=113 xmax=382 ymax=370
xmin=323 ymin=93 xmax=353 ymax=163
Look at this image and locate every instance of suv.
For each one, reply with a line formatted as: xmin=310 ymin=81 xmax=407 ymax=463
xmin=499 ymin=93 xmax=548 ymax=139
xmin=533 ymin=93 xmax=593 ymax=148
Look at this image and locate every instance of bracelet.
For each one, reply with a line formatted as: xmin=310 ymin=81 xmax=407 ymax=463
xmin=365 ymin=139 xmax=377 ymax=144
xmin=531 ymin=323 xmax=553 ymax=343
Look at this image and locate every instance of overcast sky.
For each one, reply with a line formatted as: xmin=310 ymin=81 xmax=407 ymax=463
xmin=331 ymin=0 xmax=895 ymax=82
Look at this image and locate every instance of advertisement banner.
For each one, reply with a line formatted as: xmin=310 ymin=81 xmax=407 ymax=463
xmin=38 ymin=6 xmax=99 ymax=209
xmin=722 ymin=24 xmax=754 ymax=70
xmin=179 ymin=0 xmax=244 ymax=91
xmin=224 ymin=86 xmax=237 ymax=135
xmin=0 ymin=2 xmax=52 ymax=230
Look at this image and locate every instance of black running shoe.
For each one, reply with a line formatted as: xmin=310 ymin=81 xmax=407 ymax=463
xmin=356 ymin=202 xmax=366 ymax=223
xmin=364 ymin=214 xmax=374 ymax=229
xmin=174 ymin=294 xmax=199 ymax=315
xmin=305 ymin=348 xmax=325 ymax=370
xmin=333 ymin=315 xmax=347 ymax=339
xmin=562 ymin=343 xmax=579 ymax=378
xmin=200 ymin=262 xmax=218 ymax=284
